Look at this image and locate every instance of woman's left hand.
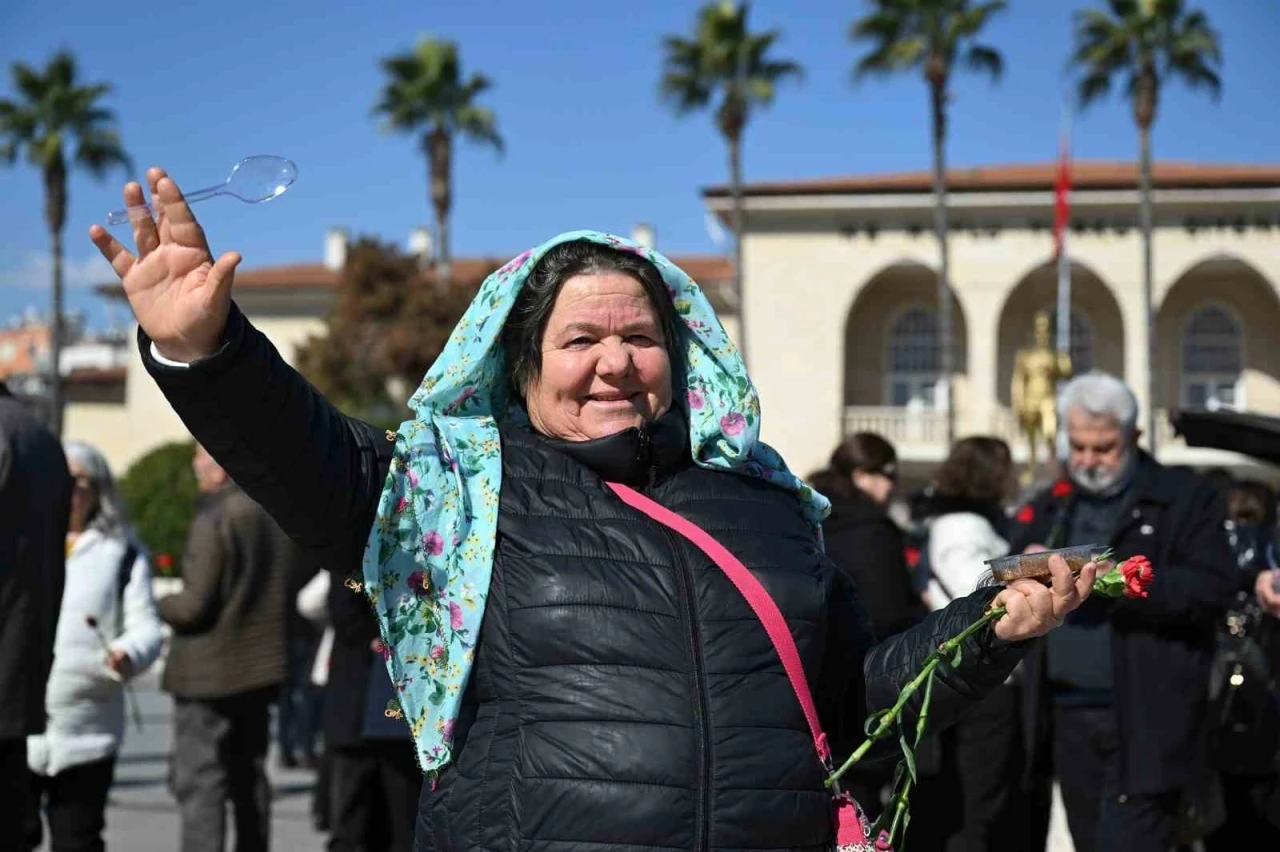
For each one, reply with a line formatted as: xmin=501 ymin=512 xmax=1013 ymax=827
xmin=991 ymin=553 xmax=1097 ymax=642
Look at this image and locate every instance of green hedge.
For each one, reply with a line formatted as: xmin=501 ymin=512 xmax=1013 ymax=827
xmin=120 ymin=440 xmax=198 ymax=577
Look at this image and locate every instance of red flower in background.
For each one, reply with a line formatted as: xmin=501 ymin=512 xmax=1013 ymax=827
xmin=1016 ymin=505 xmax=1035 ymax=524
xmin=155 ymin=553 xmax=174 ymax=570
xmin=904 ymin=546 xmax=921 ymax=569
xmin=1119 ymin=555 xmax=1154 ymax=599
xmin=1051 ymin=480 xmax=1073 ymax=499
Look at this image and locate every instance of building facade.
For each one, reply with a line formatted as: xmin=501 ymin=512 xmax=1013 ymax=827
xmin=703 ymin=161 xmax=1280 ymax=487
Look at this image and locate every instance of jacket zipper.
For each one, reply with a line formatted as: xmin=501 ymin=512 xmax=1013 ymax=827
xmin=636 ymin=424 xmax=710 ymax=851
xmin=663 ymin=524 xmax=711 ymax=852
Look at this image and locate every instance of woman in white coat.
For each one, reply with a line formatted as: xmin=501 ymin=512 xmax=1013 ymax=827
xmin=25 ymin=441 xmax=164 ymax=852
xmin=913 ymin=436 xmax=1024 ymax=852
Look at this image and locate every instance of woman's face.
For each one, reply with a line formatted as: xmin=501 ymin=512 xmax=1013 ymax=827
xmin=525 ymin=271 xmax=673 ymax=442
xmin=68 ymin=461 xmax=100 ymax=533
xmin=853 ymin=469 xmax=896 ymax=508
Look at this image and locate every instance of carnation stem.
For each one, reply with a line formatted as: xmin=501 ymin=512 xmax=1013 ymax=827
xmin=826 ymin=605 xmax=1007 ymax=787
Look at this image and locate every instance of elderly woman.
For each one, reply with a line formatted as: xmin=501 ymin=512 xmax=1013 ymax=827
xmin=90 ymin=169 xmax=1096 ymax=852
xmin=25 ymin=441 xmax=163 ymax=852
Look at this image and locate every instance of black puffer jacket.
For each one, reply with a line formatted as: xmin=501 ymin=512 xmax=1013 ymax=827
xmin=142 ymin=304 xmax=1029 ymax=852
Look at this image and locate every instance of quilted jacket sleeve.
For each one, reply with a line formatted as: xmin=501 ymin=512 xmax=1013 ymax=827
xmin=138 ymin=303 xmax=390 ymax=577
xmin=818 ymin=561 xmax=1027 ymax=762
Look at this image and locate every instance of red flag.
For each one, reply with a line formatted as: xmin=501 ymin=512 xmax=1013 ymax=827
xmin=1052 ymin=127 xmax=1071 ymax=259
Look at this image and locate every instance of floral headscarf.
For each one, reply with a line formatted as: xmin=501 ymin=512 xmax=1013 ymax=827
xmin=362 ymin=230 xmax=830 ymax=777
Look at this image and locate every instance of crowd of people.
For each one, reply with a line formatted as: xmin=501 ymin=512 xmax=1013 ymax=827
xmin=0 ymin=164 xmax=1277 ymax=852
xmin=807 ymin=372 xmax=1280 ymax=851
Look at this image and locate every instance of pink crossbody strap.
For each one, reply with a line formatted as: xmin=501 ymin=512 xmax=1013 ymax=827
xmin=606 ymin=482 xmax=831 ymax=765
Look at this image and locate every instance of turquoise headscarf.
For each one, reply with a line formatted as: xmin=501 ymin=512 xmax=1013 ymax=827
xmin=361 ymin=230 xmax=830 ymax=776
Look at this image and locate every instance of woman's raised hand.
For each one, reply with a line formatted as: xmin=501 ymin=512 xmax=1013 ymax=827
xmin=89 ymin=167 xmax=241 ymax=363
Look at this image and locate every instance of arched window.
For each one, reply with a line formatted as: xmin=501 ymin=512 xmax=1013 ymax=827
xmin=1042 ymin=309 xmax=1094 ymax=374
xmin=886 ymin=306 xmax=939 ymax=408
xmin=1182 ymin=305 xmax=1243 ymax=410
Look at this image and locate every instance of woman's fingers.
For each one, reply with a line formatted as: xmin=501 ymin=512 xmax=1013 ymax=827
xmin=147 ymin=167 xmax=169 ymax=239
xmin=1010 ymin=578 xmax=1057 ymax=624
xmin=206 ymin=251 xmax=241 ymax=301
xmin=125 ymin=180 xmax=159 ymax=257
xmin=1074 ymin=561 xmax=1098 ymax=602
xmin=154 ymin=173 xmax=209 ymax=252
xmin=89 ymin=224 xmax=136 ymax=279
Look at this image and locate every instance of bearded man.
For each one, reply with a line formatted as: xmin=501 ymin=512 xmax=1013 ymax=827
xmin=1006 ymin=372 xmax=1236 ymax=852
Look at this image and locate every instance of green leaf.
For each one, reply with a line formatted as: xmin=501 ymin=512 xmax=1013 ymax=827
xmin=950 ymin=643 xmax=964 ymax=668
xmin=428 ymin=680 xmax=446 ymax=706
xmin=899 ymin=728 xmax=918 ymax=784
xmin=863 ymin=708 xmax=893 ymax=737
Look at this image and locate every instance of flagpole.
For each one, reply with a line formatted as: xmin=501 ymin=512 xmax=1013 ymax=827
xmin=1054 ymin=94 xmax=1072 ymax=464
xmin=1056 ymin=97 xmax=1072 ymax=360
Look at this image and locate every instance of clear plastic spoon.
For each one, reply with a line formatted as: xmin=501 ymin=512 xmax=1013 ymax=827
xmin=105 ymin=155 xmax=298 ymax=226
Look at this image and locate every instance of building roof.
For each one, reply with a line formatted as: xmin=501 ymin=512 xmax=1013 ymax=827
xmin=97 ymin=254 xmax=733 ymax=297
xmin=702 ymin=161 xmax=1280 ymax=198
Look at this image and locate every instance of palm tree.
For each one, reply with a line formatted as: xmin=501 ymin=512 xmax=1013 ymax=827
xmin=660 ymin=1 xmax=802 ymax=368
xmin=1071 ymin=0 xmax=1221 ymax=455
xmin=850 ymin=0 xmax=1006 ymax=449
xmin=375 ymin=37 xmax=503 ymax=284
xmin=0 ymin=51 xmax=131 ymax=436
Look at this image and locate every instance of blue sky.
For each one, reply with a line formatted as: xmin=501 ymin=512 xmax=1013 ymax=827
xmin=1 ymin=0 xmax=1276 ymax=329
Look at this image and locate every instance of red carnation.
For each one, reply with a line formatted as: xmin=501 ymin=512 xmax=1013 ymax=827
xmin=156 ymin=553 xmax=174 ymax=569
xmin=1119 ymin=555 xmax=1154 ymax=599
xmin=1051 ymin=480 xmax=1073 ymax=499
xmin=1016 ymin=505 xmax=1035 ymax=524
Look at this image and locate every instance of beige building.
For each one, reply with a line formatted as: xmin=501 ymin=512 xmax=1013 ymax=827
xmin=704 ymin=161 xmax=1280 ymax=487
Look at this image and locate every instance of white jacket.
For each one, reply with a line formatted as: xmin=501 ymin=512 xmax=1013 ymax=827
xmin=27 ymin=528 xmax=164 ymax=776
xmin=926 ymin=512 xmax=1009 ymax=610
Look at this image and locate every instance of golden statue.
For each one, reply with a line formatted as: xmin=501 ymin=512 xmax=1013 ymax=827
xmin=1012 ymin=311 xmax=1072 ymax=483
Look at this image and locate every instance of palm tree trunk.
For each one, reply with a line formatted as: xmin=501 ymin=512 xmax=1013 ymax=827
xmin=428 ymin=128 xmax=452 ymax=287
xmin=930 ymin=80 xmax=954 ymax=449
xmin=729 ymin=133 xmax=747 ymax=369
xmin=49 ymin=226 xmax=64 ymax=437
xmin=1139 ymin=124 xmax=1156 ymax=456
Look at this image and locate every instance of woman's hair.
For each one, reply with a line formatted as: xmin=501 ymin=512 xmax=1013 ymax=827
xmin=1227 ymin=480 xmax=1276 ymax=527
xmin=501 ymin=240 xmax=682 ymax=396
xmin=933 ymin=436 xmax=1013 ymax=505
xmin=64 ymin=440 xmax=132 ymax=537
xmin=812 ymin=432 xmax=898 ymax=501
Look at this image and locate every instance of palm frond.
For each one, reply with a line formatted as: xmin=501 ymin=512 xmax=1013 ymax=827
xmin=75 ymin=128 xmax=132 ymax=176
xmin=963 ymin=44 xmax=1003 ymax=81
xmin=12 ymin=62 xmax=46 ymax=102
xmin=455 ymin=105 xmax=503 ymax=153
xmin=1077 ymin=70 xmax=1115 ymax=108
xmin=1167 ymin=54 xmax=1221 ymax=98
xmin=952 ymin=1 xmax=1008 ymax=40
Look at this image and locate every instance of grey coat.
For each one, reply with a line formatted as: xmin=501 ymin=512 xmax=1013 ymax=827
xmin=0 ymin=388 xmax=73 ymax=738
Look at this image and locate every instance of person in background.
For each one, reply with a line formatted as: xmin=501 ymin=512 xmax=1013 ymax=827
xmin=24 ymin=441 xmax=164 ymax=852
xmin=324 ymin=568 xmax=420 ymax=852
xmin=157 ymin=444 xmax=298 ymax=852
xmin=912 ymin=436 xmax=1024 ymax=852
xmin=1007 ymin=372 xmax=1237 ymax=852
xmin=811 ymin=432 xmax=928 ymax=640
xmin=0 ymin=383 xmax=73 ymax=852
xmin=297 ymin=569 xmax=333 ymax=834
xmin=810 ymin=432 xmax=929 ymax=817
xmin=278 ymin=556 xmax=321 ymax=769
xmin=1204 ymin=480 xmax=1280 ymax=849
